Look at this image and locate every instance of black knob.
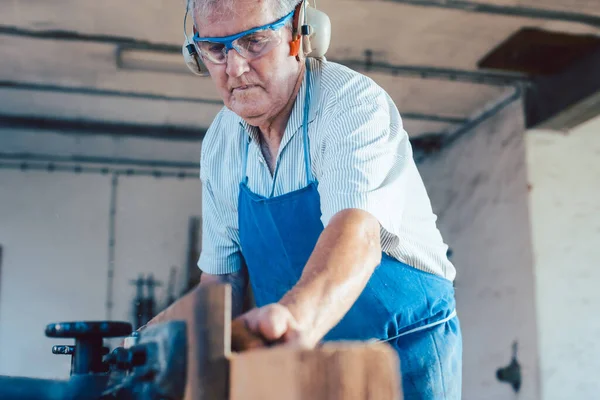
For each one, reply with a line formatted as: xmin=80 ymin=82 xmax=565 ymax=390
xmin=52 ymin=345 xmax=75 ymax=355
xmin=46 ymin=321 xmax=132 ymax=375
xmin=45 ymin=321 xmax=132 ymax=339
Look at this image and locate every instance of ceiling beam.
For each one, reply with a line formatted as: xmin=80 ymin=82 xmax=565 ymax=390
xmin=378 ymin=0 xmax=600 ymax=28
xmin=0 ymin=81 xmax=223 ymax=105
xmin=0 ymin=25 xmax=179 ymax=52
xmin=339 ymin=58 xmax=527 ymax=86
xmin=0 ymin=24 xmax=527 ymax=85
xmin=401 ymin=112 xmax=467 ymax=124
xmin=524 ymin=47 xmax=600 ymax=130
xmin=0 ymin=113 xmax=207 ymax=140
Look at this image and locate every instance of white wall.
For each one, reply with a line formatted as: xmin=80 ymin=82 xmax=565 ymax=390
xmin=419 ymin=99 xmax=540 ymax=400
xmin=526 ymin=116 xmax=600 ymax=400
xmin=0 ymin=171 xmax=110 ymax=378
xmin=0 ymin=132 xmax=202 ymax=379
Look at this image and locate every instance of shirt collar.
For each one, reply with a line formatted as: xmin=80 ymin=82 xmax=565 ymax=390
xmin=238 ymin=58 xmax=320 ymax=144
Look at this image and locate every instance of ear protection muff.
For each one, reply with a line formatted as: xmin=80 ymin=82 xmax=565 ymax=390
xmin=182 ymin=2 xmax=209 ymax=76
xmin=182 ymin=0 xmax=331 ymax=75
xmin=292 ymin=0 xmax=331 ymax=59
xmin=182 ymin=38 xmax=208 ymax=76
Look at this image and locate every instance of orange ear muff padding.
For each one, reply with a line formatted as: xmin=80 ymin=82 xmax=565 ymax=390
xmin=289 ymin=1 xmax=304 ymax=58
xmin=289 ymin=37 xmax=301 ymax=56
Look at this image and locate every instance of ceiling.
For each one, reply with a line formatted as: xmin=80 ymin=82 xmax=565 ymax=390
xmin=0 ymin=0 xmax=599 ymax=147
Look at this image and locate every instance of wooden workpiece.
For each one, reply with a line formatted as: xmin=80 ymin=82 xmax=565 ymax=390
xmin=141 ymin=283 xmax=402 ymax=400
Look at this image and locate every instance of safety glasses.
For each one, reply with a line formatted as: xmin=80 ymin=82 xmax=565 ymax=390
xmin=193 ymin=10 xmax=294 ymax=64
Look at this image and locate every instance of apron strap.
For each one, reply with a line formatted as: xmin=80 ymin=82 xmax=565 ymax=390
xmin=241 ymin=134 xmax=250 ymax=185
xmin=302 ymin=59 xmax=315 ymax=184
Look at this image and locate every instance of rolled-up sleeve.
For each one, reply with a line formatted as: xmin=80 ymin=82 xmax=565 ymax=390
xmin=197 ymin=177 xmax=243 ymax=275
xmin=318 ymin=89 xmax=412 ymax=248
xmin=197 ymin=113 xmax=243 ymax=275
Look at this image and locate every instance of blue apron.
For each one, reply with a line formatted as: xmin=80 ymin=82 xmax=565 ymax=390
xmin=237 ymin=61 xmax=462 ymax=399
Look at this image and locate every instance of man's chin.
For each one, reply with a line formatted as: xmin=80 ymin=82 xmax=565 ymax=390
xmin=229 ymin=105 xmax=268 ymax=124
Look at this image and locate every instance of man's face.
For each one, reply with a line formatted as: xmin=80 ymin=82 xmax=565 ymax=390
xmin=195 ymin=1 xmax=302 ymax=126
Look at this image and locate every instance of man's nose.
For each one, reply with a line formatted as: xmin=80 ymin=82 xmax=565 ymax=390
xmin=225 ymin=49 xmax=250 ymax=78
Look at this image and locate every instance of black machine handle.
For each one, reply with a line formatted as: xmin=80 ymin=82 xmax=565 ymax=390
xmin=45 ymin=321 xmax=132 ymax=339
xmin=0 ymin=320 xmax=186 ymax=400
xmin=46 ymin=321 xmax=132 ymax=375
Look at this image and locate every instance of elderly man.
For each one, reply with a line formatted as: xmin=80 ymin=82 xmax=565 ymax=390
xmin=192 ymin=0 xmax=461 ymax=397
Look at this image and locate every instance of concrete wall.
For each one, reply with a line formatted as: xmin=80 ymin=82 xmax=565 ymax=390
xmin=526 ymin=116 xmax=600 ymax=400
xmin=0 ymin=132 xmax=202 ymax=379
xmin=418 ymin=99 xmax=540 ymax=400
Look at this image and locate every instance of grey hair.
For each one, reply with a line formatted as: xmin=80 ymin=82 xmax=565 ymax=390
xmin=190 ymin=0 xmax=301 ymax=27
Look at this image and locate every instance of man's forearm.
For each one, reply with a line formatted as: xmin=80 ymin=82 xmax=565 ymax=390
xmin=201 ymin=267 xmax=249 ymax=318
xmin=279 ymin=208 xmax=382 ymax=346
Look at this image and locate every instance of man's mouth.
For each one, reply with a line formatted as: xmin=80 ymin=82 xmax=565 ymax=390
xmin=232 ymin=84 xmax=258 ymax=92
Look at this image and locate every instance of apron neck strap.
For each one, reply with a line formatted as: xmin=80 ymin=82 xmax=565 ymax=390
xmin=241 ymin=135 xmax=250 ymax=184
xmin=302 ymin=59 xmax=314 ymax=184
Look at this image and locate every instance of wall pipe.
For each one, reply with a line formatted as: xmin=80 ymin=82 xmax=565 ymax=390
xmin=107 ymin=173 xmax=118 ymax=320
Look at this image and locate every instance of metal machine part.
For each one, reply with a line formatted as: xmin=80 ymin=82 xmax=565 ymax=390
xmin=46 ymin=321 xmax=132 ymax=374
xmin=0 ymin=320 xmax=187 ymax=400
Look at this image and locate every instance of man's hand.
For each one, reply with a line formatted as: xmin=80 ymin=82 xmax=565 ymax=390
xmin=233 ymin=303 xmax=316 ymax=350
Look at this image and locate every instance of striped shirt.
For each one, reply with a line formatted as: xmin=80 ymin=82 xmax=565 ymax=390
xmin=198 ymin=58 xmax=456 ymax=281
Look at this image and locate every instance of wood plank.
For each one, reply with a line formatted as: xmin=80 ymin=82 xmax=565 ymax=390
xmin=140 ymin=283 xmax=402 ymax=400
xmin=229 ymin=343 xmax=402 ymax=400
xmin=140 ymin=283 xmax=230 ymax=400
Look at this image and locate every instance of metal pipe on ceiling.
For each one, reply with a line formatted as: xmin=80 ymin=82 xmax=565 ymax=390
xmin=377 ymin=0 xmax=600 ymax=28
xmin=0 ymin=161 xmax=198 ymax=178
xmin=339 ymin=58 xmax=527 ymax=86
xmin=0 ymin=153 xmax=200 ymax=170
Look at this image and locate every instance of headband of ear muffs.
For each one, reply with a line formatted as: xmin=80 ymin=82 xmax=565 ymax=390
xmin=182 ymin=0 xmax=331 ymax=76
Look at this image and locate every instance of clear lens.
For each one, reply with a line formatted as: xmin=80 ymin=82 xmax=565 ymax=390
xmin=196 ymin=42 xmax=227 ymax=64
xmin=196 ymin=28 xmax=283 ymax=64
